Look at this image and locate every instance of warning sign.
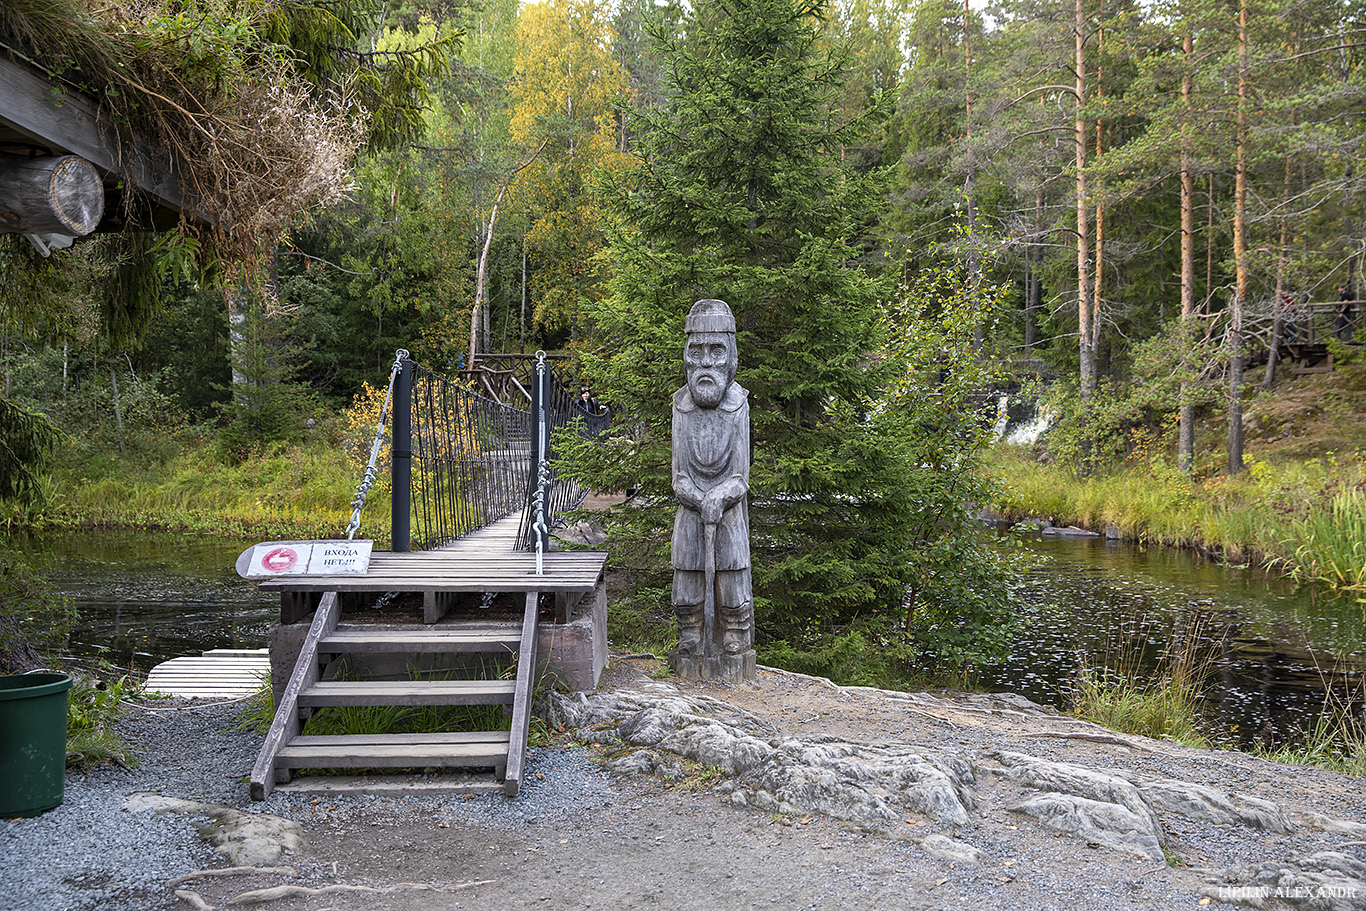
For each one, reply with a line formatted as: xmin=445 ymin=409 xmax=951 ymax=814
xmin=306 ymin=541 xmax=372 ymax=574
xmin=262 ymin=546 xmax=302 ymax=573
xmin=236 ymin=540 xmax=372 ymax=579
xmin=242 ymin=542 xmax=313 ymax=577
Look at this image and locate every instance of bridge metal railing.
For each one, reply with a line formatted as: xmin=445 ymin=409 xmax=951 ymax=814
xmin=349 ymin=350 xmax=603 ymax=557
xmin=515 ymin=351 xmax=603 ymax=557
xmin=1274 ymin=299 xmax=1362 ymax=347
xmin=401 ymin=359 xmax=534 ymax=551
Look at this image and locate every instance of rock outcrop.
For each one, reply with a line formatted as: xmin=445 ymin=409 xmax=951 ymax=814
xmin=552 ymin=681 xmax=1366 ymax=909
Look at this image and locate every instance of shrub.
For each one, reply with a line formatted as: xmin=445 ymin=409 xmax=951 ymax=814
xmin=0 ymin=560 xmax=75 ymax=674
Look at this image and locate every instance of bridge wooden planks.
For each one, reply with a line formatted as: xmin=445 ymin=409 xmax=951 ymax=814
xmin=258 ymin=513 xmax=606 ymax=596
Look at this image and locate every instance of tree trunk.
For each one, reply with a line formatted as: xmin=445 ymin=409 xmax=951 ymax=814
xmin=471 ymin=200 xmax=501 ymax=366
xmin=1229 ymin=0 xmax=1248 ymax=475
xmin=1025 ymin=185 xmax=1044 ymax=355
xmin=964 ymin=0 xmax=982 ymax=349
xmin=226 ymin=283 xmax=249 ymax=392
xmin=520 ymin=237 xmax=528 ymax=354
xmin=1075 ymin=0 xmax=1094 ymax=400
xmin=1264 ymin=29 xmax=1300 ymax=389
xmin=0 ymin=155 xmax=104 ymax=236
xmin=1089 ymin=21 xmax=1104 ymax=390
xmin=1265 ymin=144 xmax=1294 ymax=389
xmin=1178 ymin=26 xmax=1196 ymax=472
xmin=471 ymin=140 xmax=548 ymax=368
xmin=483 ymin=280 xmax=492 ymax=353
xmin=109 ymin=363 xmax=126 ymax=455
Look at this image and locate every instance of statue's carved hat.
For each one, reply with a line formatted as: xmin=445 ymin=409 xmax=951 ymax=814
xmin=685 ymin=299 xmax=735 ymax=334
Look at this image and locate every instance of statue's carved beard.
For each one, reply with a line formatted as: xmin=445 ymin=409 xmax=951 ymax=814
xmin=687 ymin=368 xmax=728 ymax=408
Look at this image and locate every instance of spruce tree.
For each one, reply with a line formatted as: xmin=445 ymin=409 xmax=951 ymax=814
xmin=573 ymin=0 xmax=919 ymax=658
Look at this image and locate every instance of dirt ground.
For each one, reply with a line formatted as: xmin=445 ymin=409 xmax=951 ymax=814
xmin=164 ymin=658 xmax=1366 ymax=911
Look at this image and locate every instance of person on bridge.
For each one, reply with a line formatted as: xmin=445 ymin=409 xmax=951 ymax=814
xmin=578 ymin=385 xmax=605 ymax=415
xmin=1337 ymin=285 xmax=1356 ymax=342
xmin=670 ymin=298 xmax=753 ymax=659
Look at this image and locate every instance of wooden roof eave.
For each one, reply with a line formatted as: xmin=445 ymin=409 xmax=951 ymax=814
xmin=0 ymin=55 xmax=207 ymax=231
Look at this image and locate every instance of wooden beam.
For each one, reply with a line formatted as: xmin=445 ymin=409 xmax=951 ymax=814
xmin=504 ymin=590 xmax=540 ymax=796
xmin=298 ymin=680 xmax=516 ymax=706
xmin=250 ymin=591 xmax=338 ymax=801
xmin=0 ymin=56 xmax=189 ymax=217
xmin=0 ymin=155 xmax=103 ymax=234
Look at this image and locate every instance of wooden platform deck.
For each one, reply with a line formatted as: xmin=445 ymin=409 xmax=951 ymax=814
xmin=250 ymin=511 xmax=609 ymax=800
xmin=145 ymin=648 xmax=270 ymax=698
xmin=258 ymin=514 xmax=605 ymax=596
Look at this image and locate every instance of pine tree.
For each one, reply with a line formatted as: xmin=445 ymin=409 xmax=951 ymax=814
xmin=574 ymin=0 xmax=920 ymax=653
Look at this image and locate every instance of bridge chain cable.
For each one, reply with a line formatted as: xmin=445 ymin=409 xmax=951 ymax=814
xmin=515 ymin=350 xmax=599 ymax=553
xmin=345 ymin=348 xmax=409 ymax=541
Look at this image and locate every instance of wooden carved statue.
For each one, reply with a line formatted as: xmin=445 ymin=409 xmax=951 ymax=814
xmin=669 ymin=299 xmax=755 ymax=681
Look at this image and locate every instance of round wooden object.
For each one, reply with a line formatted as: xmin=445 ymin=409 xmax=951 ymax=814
xmin=0 ymin=154 xmax=105 ymax=235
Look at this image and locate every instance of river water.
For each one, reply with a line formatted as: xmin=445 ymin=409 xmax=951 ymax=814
xmin=5 ymin=531 xmax=277 ymax=673
xmin=6 ymin=529 xmax=1364 ymax=750
xmin=981 ymin=532 xmax=1366 ymax=750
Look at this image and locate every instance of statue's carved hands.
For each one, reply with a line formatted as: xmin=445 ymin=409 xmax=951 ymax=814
xmin=701 ymin=490 xmax=726 ymax=526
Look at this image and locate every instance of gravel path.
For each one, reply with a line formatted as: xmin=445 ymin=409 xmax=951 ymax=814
xmin=4 ymin=664 xmax=1366 ymax=911
xmin=0 ymin=699 xmax=257 ymax=911
xmin=0 ymin=699 xmax=624 ymax=911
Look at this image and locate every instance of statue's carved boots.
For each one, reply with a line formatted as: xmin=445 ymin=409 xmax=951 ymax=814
xmin=720 ymin=601 xmax=752 ymax=655
xmin=675 ymin=603 xmax=703 ymax=655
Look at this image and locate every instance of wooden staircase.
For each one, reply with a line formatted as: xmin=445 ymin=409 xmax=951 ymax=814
xmin=251 ymin=588 xmax=543 ymax=799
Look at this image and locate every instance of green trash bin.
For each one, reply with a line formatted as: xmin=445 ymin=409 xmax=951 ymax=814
xmin=0 ymin=672 xmax=73 ymax=818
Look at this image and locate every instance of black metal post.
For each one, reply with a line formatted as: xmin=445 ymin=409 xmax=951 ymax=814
xmin=391 ymin=357 xmax=413 ymax=552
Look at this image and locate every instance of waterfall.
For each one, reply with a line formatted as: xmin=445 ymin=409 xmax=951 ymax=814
xmin=991 ymin=391 xmax=1055 ymax=446
xmin=1006 ymin=407 xmax=1054 ymax=446
xmin=992 ymin=393 xmax=1010 ymax=440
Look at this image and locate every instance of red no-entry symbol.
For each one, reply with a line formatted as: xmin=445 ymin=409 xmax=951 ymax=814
xmin=261 ymin=547 xmax=298 ymax=573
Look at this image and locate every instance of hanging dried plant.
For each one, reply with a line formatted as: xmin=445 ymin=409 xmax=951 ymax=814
xmin=0 ymin=0 xmax=377 ymax=268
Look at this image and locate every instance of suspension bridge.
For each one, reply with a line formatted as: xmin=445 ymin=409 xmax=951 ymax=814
xmin=248 ymin=351 xmax=610 ymax=799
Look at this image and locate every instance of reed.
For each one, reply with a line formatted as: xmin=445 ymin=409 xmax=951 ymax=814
xmin=1071 ymin=670 xmax=1208 ymax=747
xmin=1280 ymin=490 xmax=1366 ymax=590
xmin=1070 ymin=656 xmax=1211 ymax=748
xmin=1255 ymin=681 xmax=1366 ymax=778
xmin=1066 ymin=615 xmax=1213 ymax=748
xmin=1256 ymin=714 xmax=1366 ymax=778
xmin=47 ymin=436 xmax=391 ymax=542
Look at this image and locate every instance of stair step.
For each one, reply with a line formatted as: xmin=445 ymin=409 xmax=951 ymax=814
xmin=272 ymin=775 xmax=503 ymax=797
xmin=278 ymin=731 xmax=511 ymax=769
xmin=299 ymin=680 xmax=516 ymax=706
xmin=320 ymin=628 xmax=521 ymax=654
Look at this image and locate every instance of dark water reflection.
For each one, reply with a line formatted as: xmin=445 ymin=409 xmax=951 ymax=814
xmin=4 ymin=531 xmax=277 ymax=674
xmin=981 ymin=533 xmax=1366 ymax=750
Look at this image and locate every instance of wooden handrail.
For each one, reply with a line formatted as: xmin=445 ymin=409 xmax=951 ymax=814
xmin=503 ymin=590 xmax=540 ymax=796
xmin=250 ymin=592 xmax=339 ymax=801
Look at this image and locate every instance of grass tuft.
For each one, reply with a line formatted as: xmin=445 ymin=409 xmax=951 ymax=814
xmin=1071 ymin=668 xmax=1210 ymax=748
xmin=1254 ymin=681 xmax=1366 ymax=777
xmin=66 ymin=672 xmax=138 ymax=769
xmin=1068 ymin=620 xmax=1212 ymax=748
